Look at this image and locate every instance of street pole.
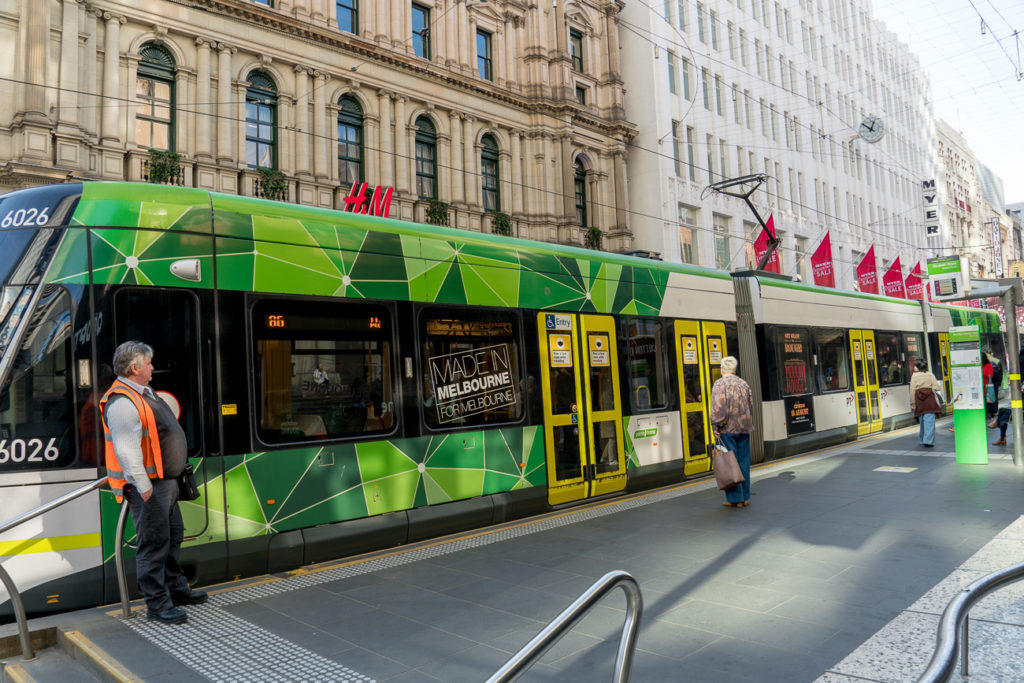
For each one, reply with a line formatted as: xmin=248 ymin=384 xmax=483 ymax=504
xmin=1004 ymin=282 xmax=1024 ymax=466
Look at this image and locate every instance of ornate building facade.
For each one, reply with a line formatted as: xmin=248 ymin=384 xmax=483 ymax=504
xmin=0 ymin=0 xmax=635 ymax=250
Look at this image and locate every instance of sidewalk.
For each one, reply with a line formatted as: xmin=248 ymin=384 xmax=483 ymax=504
xmin=3 ymin=418 xmax=1024 ymax=682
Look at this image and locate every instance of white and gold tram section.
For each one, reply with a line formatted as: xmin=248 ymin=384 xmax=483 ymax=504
xmin=927 ymin=255 xmax=1024 ymax=466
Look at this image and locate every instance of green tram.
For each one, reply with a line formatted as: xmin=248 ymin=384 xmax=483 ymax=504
xmin=0 ymin=182 xmax=1001 ymax=616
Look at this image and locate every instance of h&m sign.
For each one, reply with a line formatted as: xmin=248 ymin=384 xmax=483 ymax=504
xmin=343 ymin=182 xmax=392 ymax=218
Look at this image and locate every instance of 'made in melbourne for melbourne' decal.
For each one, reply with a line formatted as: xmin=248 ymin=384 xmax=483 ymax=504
xmin=428 ymin=344 xmax=518 ymax=423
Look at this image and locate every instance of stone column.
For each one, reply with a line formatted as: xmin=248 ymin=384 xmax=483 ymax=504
xmin=101 ymin=12 xmax=126 ymax=143
xmin=216 ymin=43 xmax=235 ymax=163
xmin=363 ymin=104 xmax=379 ymax=185
xmin=499 ymin=148 xmax=512 ymax=215
xmin=293 ymin=66 xmax=312 ymax=175
xmin=394 ymin=96 xmax=408 ymax=193
xmin=22 ymin=0 xmax=51 ymax=120
xmin=446 ymin=1 xmax=458 ymax=68
xmin=449 ymin=111 xmax=463 ymax=203
xmin=313 ymin=71 xmax=329 ymax=179
xmin=561 ymin=135 xmax=574 ymax=218
xmin=496 ymin=27 xmax=507 ymax=84
xmin=510 ymin=130 xmax=524 ymax=214
xmin=463 ymin=116 xmax=476 ymax=207
xmin=458 ymin=1 xmax=470 ymax=69
xmin=390 ymin=3 xmax=402 ymax=48
xmin=613 ymin=148 xmax=628 ymax=230
xmin=57 ymin=0 xmax=80 ymax=129
xmin=377 ymin=90 xmax=393 ymax=187
xmin=541 ymin=135 xmax=555 ymax=216
xmin=433 ymin=1 xmax=445 ymax=64
xmin=605 ymin=10 xmax=620 ymax=80
xmin=174 ymin=66 xmax=190 ymax=155
xmin=277 ymin=85 xmax=293 ymax=176
xmin=195 ymin=38 xmax=213 ymax=159
xmin=375 ymin=2 xmax=387 ymax=44
xmin=503 ymin=18 xmax=516 ymax=87
xmin=82 ymin=8 xmax=99 ymax=137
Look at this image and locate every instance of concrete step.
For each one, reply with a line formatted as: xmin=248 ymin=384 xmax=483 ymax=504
xmin=2 ymin=649 xmax=99 ymax=683
xmin=1 ymin=620 xmax=143 ymax=683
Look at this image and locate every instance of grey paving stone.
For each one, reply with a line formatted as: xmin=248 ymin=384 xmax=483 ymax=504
xmin=821 ymin=610 xmax=938 ymax=681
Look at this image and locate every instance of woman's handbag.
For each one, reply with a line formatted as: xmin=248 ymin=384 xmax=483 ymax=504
xmin=985 ymin=382 xmax=996 ymax=404
xmin=712 ymin=440 xmax=744 ymax=490
xmin=176 ymin=462 xmax=200 ymax=501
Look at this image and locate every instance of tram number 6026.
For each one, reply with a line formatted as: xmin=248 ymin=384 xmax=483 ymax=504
xmin=0 ymin=438 xmax=60 ymax=464
xmin=0 ymin=207 xmax=51 ymax=228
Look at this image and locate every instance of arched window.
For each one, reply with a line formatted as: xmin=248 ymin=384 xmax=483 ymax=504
xmin=415 ymin=117 xmax=437 ymax=200
xmin=337 ymin=96 xmax=363 ymax=187
xmin=245 ymin=71 xmax=277 ymax=169
xmin=574 ymin=160 xmax=588 ymax=227
xmin=481 ymin=134 xmax=500 ymax=212
xmin=136 ymin=43 xmax=175 ymax=150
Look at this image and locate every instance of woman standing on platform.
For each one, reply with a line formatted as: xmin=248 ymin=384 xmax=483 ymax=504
xmin=710 ymin=356 xmax=754 ymax=508
xmin=910 ymin=358 xmax=944 ymax=447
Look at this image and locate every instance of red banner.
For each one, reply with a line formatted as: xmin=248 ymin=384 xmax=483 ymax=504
xmin=753 ymin=214 xmax=780 ymax=273
xmin=882 ymin=256 xmax=906 ymax=298
xmin=810 ymin=231 xmax=835 ymax=287
xmin=905 ymin=262 xmax=924 ymax=300
xmin=856 ymin=246 xmax=878 ymax=294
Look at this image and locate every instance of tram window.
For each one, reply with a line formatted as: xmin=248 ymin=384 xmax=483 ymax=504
xmin=903 ymin=333 xmax=924 ymax=379
xmin=774 ymin=327 xmax=812 ymax=396
xmin=875 ymin=331 xmax=903 ymax=385
xmin=253 ymin=299 xmax=394 ymax=444
xmin=813 ymin=328 xmax=849 ymax=393
xmin=0 ymin=286 xmax=75 ymax=470
xmin=622 ymin=319 xmax=667 ymax=411
xmin=420 ymin=308 xmax=523 ymax=430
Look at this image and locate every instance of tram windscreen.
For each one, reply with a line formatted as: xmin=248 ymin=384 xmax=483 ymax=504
xmin=0 ymin=286 xmax=75 ymax=470
xmin=0 ymin=183 xmax=81 ymax=285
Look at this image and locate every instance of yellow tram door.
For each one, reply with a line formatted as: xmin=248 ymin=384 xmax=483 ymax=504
xmin=849 ymin=330 xmax=882 ymax=435
xmin=674 ymin=320 xmax=727 ymax=476
xmin=537 ymin=313 xmax=626 ymax=505
xmin=938 ymin=333 xmax=953 ymax=414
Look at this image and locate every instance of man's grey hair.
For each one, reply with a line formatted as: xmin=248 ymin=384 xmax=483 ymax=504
xmin=720 ymin=356 xmax=738 ymax=375
xmin=112 ymin=341 xmax=153 ymax=377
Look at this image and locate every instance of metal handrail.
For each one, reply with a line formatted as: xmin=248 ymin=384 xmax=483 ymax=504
xmin=0 ymin=476 xmax=108 ymax=661
xmin=917 ymin=559 xmax=1024 ymax=682
xmin=487 ymin=570 xmax=643 ymax=683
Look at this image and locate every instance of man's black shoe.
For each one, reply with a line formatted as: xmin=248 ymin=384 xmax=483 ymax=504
xmin=171 ymin=590 xmax=208 ymax=606
xmin=147 ymin=607 xmax=188 ymax=624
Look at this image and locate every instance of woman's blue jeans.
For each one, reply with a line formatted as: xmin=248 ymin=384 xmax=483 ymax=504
xmin=919 ymin=412 xmax=936 ymax=445
xmin=719 ymin=433 xmax=751 ymax=503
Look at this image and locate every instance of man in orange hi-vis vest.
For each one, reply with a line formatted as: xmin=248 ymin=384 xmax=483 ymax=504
xmin=100 ymin=341 xmax=206 ymax=625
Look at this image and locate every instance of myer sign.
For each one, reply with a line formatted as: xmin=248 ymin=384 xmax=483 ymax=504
xmin=923 ymin=179 xmax=939 ymax=237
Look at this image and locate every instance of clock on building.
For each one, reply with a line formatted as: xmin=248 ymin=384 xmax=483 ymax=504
xmin=858 ymin=116 xmax=886 ymax=144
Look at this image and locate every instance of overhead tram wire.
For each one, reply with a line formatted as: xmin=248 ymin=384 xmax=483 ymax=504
xmin=625 ymin=2 xmax=939 ymax=196
xmin=635 ymin=0 xmax=1024 ymax=187
xmin=5 ymin=65 xmax=928 ymax=261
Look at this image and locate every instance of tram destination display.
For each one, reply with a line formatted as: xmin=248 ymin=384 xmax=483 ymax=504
xmin=428 ymin=343 xmax=518 ymax=423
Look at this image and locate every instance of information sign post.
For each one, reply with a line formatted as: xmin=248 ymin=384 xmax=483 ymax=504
xmin=949 ymin=325 xmax=987 ymax=464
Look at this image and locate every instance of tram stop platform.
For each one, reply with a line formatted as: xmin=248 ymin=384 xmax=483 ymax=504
xmin=3 ymin=417 xmax=1024 ymax=682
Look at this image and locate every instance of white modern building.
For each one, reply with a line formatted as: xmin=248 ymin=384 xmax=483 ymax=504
xmin=620 ymin=0 xmax=935 ymax=289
